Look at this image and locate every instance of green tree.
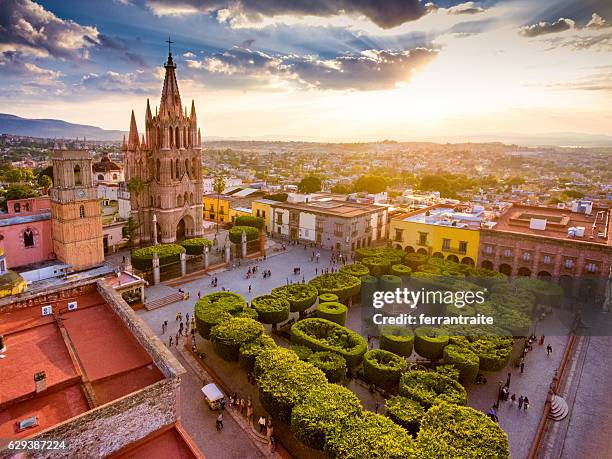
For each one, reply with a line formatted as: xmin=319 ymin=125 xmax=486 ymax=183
xmin=127 ymin=177 xmax=145 ymax=243
xmin=1 ymin=184 xmax=39 ymax=211
xmin=213 ymin=175 xmax=226 ymax=233
xmin=38 ymin=175 xmax=52 ymax=194
xmin=353 ymin=175 xmax=388 ymax=194
xmin=331 ymin=183 xmax=353 ymax=194
xmin=123 ymin=216 xmax=141 ymax=248
xmin=298 ymin=175 xmax=322 ymax=194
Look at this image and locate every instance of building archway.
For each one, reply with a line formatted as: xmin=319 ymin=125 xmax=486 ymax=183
xmin=517 ymin=267 xmax=531 ymax=277
xmin=395 ymin=244 xmax=402 ymax=250
xmin=537 ymin=271 xmax=552 ymax=280
xmin=176 ymin=214 xmax=194 ymax=241
xmin=404 ymin=246 xmax=415 ymax=254
xmin=461 ymin=257 xmax=475 ymax=266
xmin=499 ymin=263 xmax=512 ymax=276
xmin=447 ymin=254 xmax=459 ymax=263
xmin=481 ymin=260 xmax=494 ymax=270
xmin=432 ymin=252 xmax=444 ymax=258
xmin=417 ymin=248 xmax=428 ymax=255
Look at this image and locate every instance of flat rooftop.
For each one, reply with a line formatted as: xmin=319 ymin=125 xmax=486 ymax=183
xmin=111 ymin=423 xmax=202 ymax=459
xmin=0 ymin=289 xmax=164 ymax=442
xmin=275 ymin=199 xmax=383 ymax=218
xmin=397 ymin=206 xmax=483 ymax=230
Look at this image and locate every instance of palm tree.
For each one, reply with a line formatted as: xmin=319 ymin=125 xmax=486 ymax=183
xmin=127 ymin=177 xmax=145 ymax=243
xmin=212 ymin=174 xmax=226 ymax=234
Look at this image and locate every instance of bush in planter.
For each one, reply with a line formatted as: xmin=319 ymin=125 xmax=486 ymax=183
xmin=256 ymin=352 xmax=327 ymax=423
xmin=363 ymin=349 xmax=407 ymax=390
xmin=443 ymin=344 xmax=479 ymax=383
xmin=491 ymin=305 xmax=532 ymax=336
xmin=414 ymin=327 xmax=449 ymax=361
xmin=271 ymin=284 xmax=318 ymax=314
xmin=210 ymin=317 xmax=264 ymax=361
xmin=325 ymin=411 xmax=417 ymax=459
xmin=319 ymin=292 xmax=339 ymax=303
xmin=513 ymin=277 xmax=564 ymax=306
xmin=417 ymin=402 xmax=510 ymax=458
xmin=362 ymin=257 xmax=391 ymax=277
xmin=466 ymin=267 xmax=507 ymax=289
xmin=380 ymin=274 xmax=402 ymax=293
xmin=179 ymin=237 xmax=212 ymax=255
xmin=339 ymin=262 xmax=370 ymax=277
xmin=460 ymin=336 xmax=513 ymax=372
xmin=316 ymin=301 xmax=348 ymax=325
xmin=415 ymin=264 xmax=442 ymax=275
xmin=236 ymin=307 xmax=259 ymax=320
xmin=131 ymin=243 xmax=185 ymax=270
xmin=239 ymin=334 xmax=277 ymax=372
xmin=385 ymin=395 xmax=425 ymax=435
xmin=308 ymin=351 xmax=347 ymax=383
xmin=290 ymin=344 xmax=313 ymax=361
xmin=380 ymin=325 xmax=414 ymax=357
xmin=390 ymin=264 xmax=412 ymax=277
xmin=435 ymin=364 xmax=460 ymax=381
xmin=360 ymin=275 xmax=378 ymax=306
xmin=251 ymin=295 xmax=290 ymax=325
xmin=228 ymin=225 xmax=259 ymax=244
xmin=399 ymin=371 xmax=467 ymax=409
xmin=254 ymin=347 xmax=299 ymax=378
xmin=291 ymin=383 xmax=362 ymax=451
xmin=234 ymin=215 xmax=264 ymax=230
xmin=404 ymin=252 xmax=429 ymax=270
xmin=194 ymin=291 xmax=247 ymax=339
xmin=290 ymin=318 xmax=367 ymax=368
xmin=308 ymin=272 xmax=361 ymax=301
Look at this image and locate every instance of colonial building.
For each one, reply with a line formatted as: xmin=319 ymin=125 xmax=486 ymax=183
xmin=124 ymin=47 xmax=203 ymax=244
xmin=93 ymin=153 xmax=124 ymax=183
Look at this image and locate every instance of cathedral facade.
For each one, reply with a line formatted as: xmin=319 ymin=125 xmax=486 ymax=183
xmin=124 ymin=48 xmax=203 ymax=244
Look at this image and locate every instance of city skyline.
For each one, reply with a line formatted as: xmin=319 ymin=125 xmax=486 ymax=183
xmin=1 ymin=0 xmax=611 ymax=141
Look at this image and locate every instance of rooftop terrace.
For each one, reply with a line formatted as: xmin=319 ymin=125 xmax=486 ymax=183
xmin=398 ymin=205 xmax=483 ymax=230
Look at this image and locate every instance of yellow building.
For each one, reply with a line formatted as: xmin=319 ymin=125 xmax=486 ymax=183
xmin=389 ymin=205 xmax=481 ymax=266
xmin=203 ymin=193 xmax=233 ymax=224
xmin=251 ymin=199 xmax=275 ymax=233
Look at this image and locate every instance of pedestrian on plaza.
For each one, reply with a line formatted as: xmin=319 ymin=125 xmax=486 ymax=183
xmin=518 ymin=395 xmax=524 ymax=410
xmin=175 ymin=333 xmax=180 ymax=347
xmin=266 ymin=419 xmax=274 ymax=441
xmin=216 ymin=412 xmax=224 ymax=431
xmin=511 ymin=393 xmax=516 ymax=404
xmin=539 ymin=335 xmax=545 ymax=345
xmin=523 ymin=397 xmax=530 ymax=410
xmin=198 ymin=290 xmax=201 ymax=299
xmin=161 ymin=322 xmax=165 ymax=334
xmin=270 ymin=436 xmax=277 ymax=453
xmin=258 ymin=416 xmax=267 ymax=433
xmin=247 ymin=399 xmax=253 ymax=422
xmin=506 ymin=372 xmax=511 ymax=388
xmin=186 ymin=312 xmax=190 ymax=322
xmin=546 ymin=344 xmax=553 ymax=356
xmin=520 ymin=361 xmax=525 ymax=374
xmin=179 ymin=322 xmax=184 ymax=334
xmin=168 ymin=336 xmax=173 ymax=347
xmin=249 ymin=285 xmax=252 ymax=293
xmin=175 ymin=312 xmax=180 ymax=321
xmin=164 ymin=320 xmax=168 ymax=331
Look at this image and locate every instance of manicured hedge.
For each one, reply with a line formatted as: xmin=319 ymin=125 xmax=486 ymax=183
xmin=271 ymin=284 xmax=318 ymax=313
xmin=514 ymin=277 xmax=564 ymax=306
xmin=489 ymin=291 xmax=535 ymax=316
xmin=234 ymin=215 xmax=264 ymax=230
xmin=414 ymin=327 xmax=449 ymax=361
xmin=380 ymin=275 xmax=402 ymax=293
xmin=339 ymin=262 xmax=370 ymax=278
xmin=308 ymin=351 xmax=347 ymax=383
xmin=443 ymin=344 xmax=479 ymax=383
xmin=194 ymin=291 xmax=247 ymax=339
xmin=256 ymin=350 xmax=327 ymax=423
xmin=251 ymin=295 xmax=290 ymax=325
xmin=404 ymin=252 xmax=429 ymax=270
xmin=399 ymin=371 xmax=467 ymax=409
xmin=228 ymin=225 xmax=259 ymax=244
xmin=210 ymin=317 xmax=264 ymax=361
xmin=363 ymin=349 xmax=407 ymax=390
xmin=415 ymin=264 xmax=442 ymax=275
xmin=254 ymin=347 xmax=299 ymax=378
xmin=466 ymin=267 xmax=507 ymax=289
xmin=290 ymin=318 xmax=367 ymax=368
xmin=360 ymin=275 xmax=378 ymax=306
xmin=290 ymin=344 xmax=314 ymax=361
xmin=491 ymin=305 xmax=532 ymax=336
xmin=417 ymin=403 xmax=510 ymax=458
xmin=319 ymin=293 xmax=339 ymax=303
xmin=239 ymin=334 xmax=277 ymax=372
xmin=308 ymin=272 xmax=361 ymax=301
xmin=380 ymin=325 xmax=414 ymax=358
xmin=291 ymin=383 xmax=362 ymax=451
xmin=179 ymin=237 xmax=212 ymax=255
xmin=452 ymin=336 xmax=513 ymax=372
xmin=316 ymin=301 xmax=348 ymax=325
xmin=355 ymin=247 xmax=404 ymax=264
xmin=385 ymin=395 xmax=425 ymax=435
xmin=435 ymin=364 xmax=460 ymax=381
xmin=390 ymin=264 xmax=412 ymax=277
xmin=131 ymin=243 xmax=185 ymax=270
xmin=362 ymin=257 xmax=391 ymax=277
xmin=325 ymin=412 xmax=417 ymax=459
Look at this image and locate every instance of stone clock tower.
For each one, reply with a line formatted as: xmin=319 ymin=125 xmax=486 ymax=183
xmin=50 ymin=149 xmax=104 ymax=271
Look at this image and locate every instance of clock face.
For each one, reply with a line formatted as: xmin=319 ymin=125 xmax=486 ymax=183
xmin=76 ymin=190 xmax=86 ymax=199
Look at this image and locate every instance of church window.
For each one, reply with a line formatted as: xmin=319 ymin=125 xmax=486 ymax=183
xmin=177 ymin=195 xmax=183 ymax=207
xmin=169 ymin=127 xmax=173 ymax=148
xmin=113 ymin=174 xmax=118 ymax=180
xmin=156 ymin=159 xmax=161 ymax=181
xmin=97 ymin=174 xmax=104 ymax=181
xmin=175 ymin=126 xmax=180 ymax=148
xmin=190 ymin=192 xmax=194 ymax=205
xmin=175 ymin=159 xmax=180 ymax=178
xmin=191 ymin=158 xmax=196 ymax=177
xmin=184 ymin=192 xmax=188 ymax=206
xmin=184 ymin=127 xmax=188 ymax=147
xmin=74 ymin=165 xmax=82 ymax=185
xmin=185 ymin=159 xmax=189 ymax=178
xmin=13 ymin=203 xmax=21 ymax=213
xmin=79 ymin=205 xmax=85 ymax=218
xmin=23 ymin=228 xmax=34 ymax=247
xmin=170 ymin=158 xmax=174 ymax=178
xmin=158 ymin=195 xmax=162 ymax=207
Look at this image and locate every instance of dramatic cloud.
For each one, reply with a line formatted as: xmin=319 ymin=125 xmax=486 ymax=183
xmin=186 ymin=46 xmax=438 ymax=90
xmin=587 ymin=13 xmax=609 ymax=29
xmin=520 ymin=18 xmax=575 ymax=37
xmin=447 ymin=2 xmax=485 ymax=15
xmin=77 ymin=70 xmax=156 ymax=94
xmin=145 ymin=0 xmax=434 ymax=29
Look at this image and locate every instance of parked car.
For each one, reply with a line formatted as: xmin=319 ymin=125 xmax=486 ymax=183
xmin=201 ymin=383 xmax=225 ymax=410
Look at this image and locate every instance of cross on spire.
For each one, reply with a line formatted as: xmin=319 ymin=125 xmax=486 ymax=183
xmin=166 ymin=36 xmax=173 ymax=55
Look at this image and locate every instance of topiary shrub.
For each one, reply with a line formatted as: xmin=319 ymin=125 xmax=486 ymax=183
xmin=443 ymin=344 xmax=479 ymax=383
xmin=354 ymin=247 xmax=404 ymax=265
xmin=316 ymin=301 xmax=348 ymax=325
xmin=390 ymin=264 xmax=412 ymax=277
xmin=254 ymin=347 xmax=299 ymax=378
xmin=399 ymin=371 xmax=467 ymax=409
xmin=291 ymin=383 xmax=362 ymax=450
xmin=239 ymin=334 xmax=277 ymax=372
xmin=491 ymin=305 xmax=532 ymax=336
xmin=319 ymin=292 xmax=339 ymax=303
xmin=466 ymin=267 xmax=507 ymax=289
xmin=237 ymin=307 xmax=259 ymax=320
xmin=385 ymin=395 xmax=425 ymax=435
xmin=414 ymin=327 xmax=449 ymax=361
xmin=450 ymin=336 xmax=514 ymax=372
xmin=228 ymin=225 xmax=259 ymax=244
xmin=251 ymin=295 xmax=290 ymax=325
xmin=131 ymin=243 xmax=185 ymax=270
xmin=415 ymin=264 xmax=442 ymax=275
xmin=379 ymin=274 xmax=402 ymax=293
xmin=362 ymin=257 xmax=391 ymax=277
xmin=380 ymin=325 xmax=414 ymax=358
xmin=513 ymin=277 xmax=564 ymax=306
xmin=339 ymin=262 xmax=370 ymax=277
xmin=234 ymin=215 xmax=264 ymax=230
xmin=194 ymin=291 xmax=247 ymax=339
xmin=290 ymin=344 xmax=314 ymax=361
xmin=435 ymin=364 xmax=460 ymax=381
xmin=210 ymin=317 xmax=264 ymax=361
xmin=363 ymin=349 xmax=407 ymax=390
xmin=360 ymin=275 xmax=378 ymax=306
xmin=271 ymin=284 xmax=318 ymax=314
xmin=325 ymin=412 xmax=417 ymax=459
xmin=291 ymin=318 xmax=367 ymax=368
xmin=308 ymin=351 xmax=347 ymax=383
xmin=417 ymin=402 xmax=510 ymax=458
xmin=308 ymin=272 xmax=361 ymax=301
xmin=404 ymin=252 xmax=429 ymax=270
xmin=180 ymin=237 xmax=212 ymax=255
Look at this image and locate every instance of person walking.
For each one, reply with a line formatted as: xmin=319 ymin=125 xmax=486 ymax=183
xmin=258 ymin=416 xmax=267 ymax=433
xmin=523 ymin=396 xmax=530 ymax=411
xmin=216 ymin=412 xmax=224 ymax=431
xmin=511 ymin=393 xmax=516 ymax=404
xmin=161 ymin=322 xmax=166 ymax=334
xmin=506 ymin=372 xmax=511 ymax=388
xmin=546 ymin=344 xmax=553 ymax=356
xmin=168 ymin=336 xmax=173 ymax=347
xmin=518 ymin=395 xmax=524 ymax=410
xmin=266 ymin=418 xmax=274 ymax=442
xmin=246 ymin=399 xmax=254 ymax=423
xmin=175 ymin=333 xmax=180 ymax=347
xmin=520 ymin=361 xmax=525 ymax=374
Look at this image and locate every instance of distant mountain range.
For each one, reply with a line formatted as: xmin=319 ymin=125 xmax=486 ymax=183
xmin=0 ymin=113 xmax=126 ymax=141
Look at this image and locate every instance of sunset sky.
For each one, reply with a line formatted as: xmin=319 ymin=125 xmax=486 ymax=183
xmin=1 ymin=0 xmax=611 ymax=141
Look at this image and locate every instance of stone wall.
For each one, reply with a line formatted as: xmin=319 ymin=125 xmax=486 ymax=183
xmin=0 ymin=278 xmax=98 ymax=312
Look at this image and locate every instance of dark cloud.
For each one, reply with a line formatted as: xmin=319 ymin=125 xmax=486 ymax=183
xmin=447 ymin=2 xmax=485 ymax=15
xmin=519 ymin=18 xmax=575 ymax=37
xmin=77 ymin=70 xmax=154 ymax=94
xmin=0 ymin=50 xmax=64 ymax=97
xmin=146 ymin=0 xmax=433 ymax=29
xmin=186 ymin=46 xmax=438 ymax=90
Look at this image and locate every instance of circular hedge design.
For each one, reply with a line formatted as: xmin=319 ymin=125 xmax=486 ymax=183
xmin=290 ymin=344 xmax=314 ymax=361
xmin=443 ymin=344 xmax=479 ymax=383
xmin=316 ymin=301 xmax=348 ymax=325
xmin=380 ymin=274 xmax=402 ymax=292
xmin=239 ymin=333 xmax=277 ymax=372
xmin=251 ymin=295 xmax=290 ymax=324
xmin=449 ymin=335 xmax=513 ymax=372
xmin=355 ymin=247 xmax=404 ymax=264
xmin=319 ymin=292 xmax=339 ymax=303
xmin=234 ymin=215 xmax=264 ymax=229
xmin=290 ymin=318 xmax=367 ymax=368
xmin=210 ymin=317 xmax=264 ymax=361
xmin=399 ymin=371 xmax=467 ymax=409
xmin=363 ymin=349 xmax=407 ymax=390
xmin=228 ymin=225 xmax=259 ymax=244
xmin=271 ymin=284 xmax=318 ymax=313
xmin=362 ymin=257 xmax=391 ymax=277
xmin=179 ymin=237 xmax=212 ymax=255
xmin=390 ymin=264 xmax=412 ymax=277
xmin=291 ymin=383 xmax=362 ymax=451
xmin=194 ymin=291 xmax=247 ymax=339
xmin=404 ymin=252 xmax=429 ymax=270
xmin=339 ymin=262 xmax=370 ymax=278
xmin=380 ymin=325 xmax=414 ymax=358
xmin=254 ymin=347 xmax=299 ymax=378
xmin=308 ymin=272 xmax=361 ymax=301
xmin=308 ymin=351 xmax=347 ymax=383
xmin=414 ymin=326 xmax=449 ymax=361
xmin=435 ymin=364 xmax=461 ymax=381
xmin=385 ymin=395 xmax=425 ymax=435
xmin=131 ymin=243 xmax=185 ymax=270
